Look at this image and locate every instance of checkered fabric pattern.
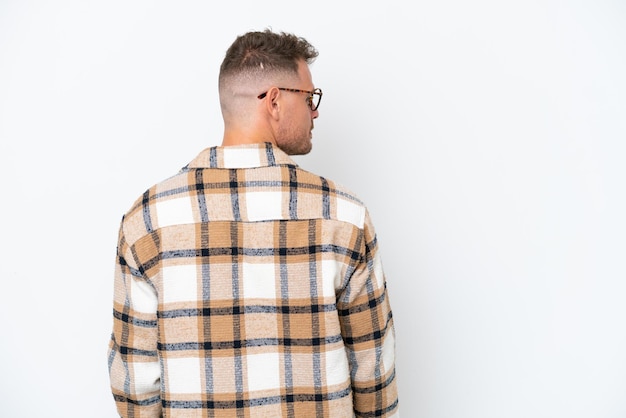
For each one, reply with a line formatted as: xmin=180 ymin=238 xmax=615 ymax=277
xmin=108 ymin=142 xmax=399 ymax=417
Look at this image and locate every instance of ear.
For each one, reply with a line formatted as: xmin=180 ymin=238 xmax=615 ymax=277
xmin=264 ymin=87 xmax=281 ymax=120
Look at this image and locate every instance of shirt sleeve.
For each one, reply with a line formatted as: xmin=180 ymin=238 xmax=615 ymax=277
xmin=107 ymin=219 xmax=162 ymax=418
xmin=338 ymin=210 xmax=399 ymax=417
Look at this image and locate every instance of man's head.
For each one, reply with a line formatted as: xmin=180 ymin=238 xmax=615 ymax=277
xmin=219 ymin=29 xmax=321 ymax=155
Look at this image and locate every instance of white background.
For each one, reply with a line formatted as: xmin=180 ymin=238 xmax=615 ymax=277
xmin=1 ymin=1 xmax=625 ymax=417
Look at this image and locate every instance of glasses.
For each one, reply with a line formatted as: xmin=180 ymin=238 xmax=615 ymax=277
xmin=258 ymin=87 xmax=323 ymax=111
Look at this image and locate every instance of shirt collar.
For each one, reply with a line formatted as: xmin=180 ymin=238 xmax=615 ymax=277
xmin=186 ymin=142 xmax=298 ymax=169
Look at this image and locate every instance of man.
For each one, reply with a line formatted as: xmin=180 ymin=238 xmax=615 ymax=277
xmin=108 ymin=29 xmax=399 ymax=417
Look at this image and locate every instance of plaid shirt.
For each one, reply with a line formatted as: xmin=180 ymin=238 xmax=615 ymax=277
xmin=108 ymin=143 xmax=399 ymax=417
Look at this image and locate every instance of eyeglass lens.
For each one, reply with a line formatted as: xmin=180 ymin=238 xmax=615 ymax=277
xmin=310 ymin=91 xmax=321 ymax=111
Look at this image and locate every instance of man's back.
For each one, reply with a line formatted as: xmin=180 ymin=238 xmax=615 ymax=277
xmin=109 ymin=143 xmax=398 ymax=417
